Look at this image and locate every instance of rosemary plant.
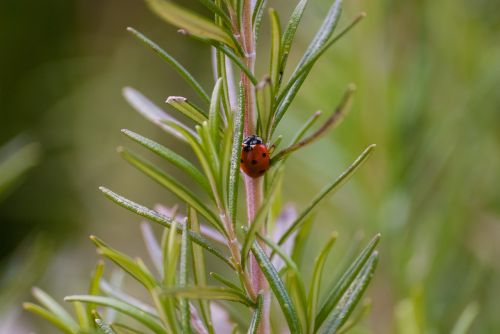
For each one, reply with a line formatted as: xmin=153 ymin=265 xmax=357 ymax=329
xmin=25 ymin=0 xmax=379 ymax=333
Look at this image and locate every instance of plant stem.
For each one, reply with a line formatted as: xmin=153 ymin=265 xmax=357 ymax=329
xmin=240 ymin=1 xmax=270 ymax=333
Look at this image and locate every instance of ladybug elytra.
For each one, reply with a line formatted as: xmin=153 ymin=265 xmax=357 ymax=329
xmin=240 ymin=135 xmax=270 ymax=178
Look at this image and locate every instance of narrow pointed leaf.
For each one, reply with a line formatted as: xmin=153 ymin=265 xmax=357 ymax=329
xmin=179 ymin=223 xmax=191 ymax=333
xmin=209 ymin=272 xmax=242 ymax=292
xmin=212 ymin=43 xmax=258 ymax=85
xmin=251 ymin=243 xmax=302 ymax=334
xmin=167 ymin=96 xmax=208 ymax=124
xmin=208 ymin=78 xmax=223 ymax=145
xmin=189 ymin=207 xmax=214 ymax=334
xmin=278 ymin=144 xmax=376 ymax=245
xmin=127 ymin=27 xmax=210 ymax=104
xmin=307 ymin=233 xmax=338 ymax=333
xmin=247 ymin=294 xmax=264 ymax=334
xmin=146 ymin=0 xmax=236 ymax=49
xmin=163 ymin=287 xmax=253 ymax=307
xmin=317 ymin=252 xmax=378 ymax=334
xmin=87 ymin=260 xmax=104 ymax=327
xmin=315 ymin=234 xmax=380 ymax=329
xmin=228 ymin=83 xmax=245 ymax=223
xmin=280 ymin=0 xmax=308 ymax=74
xmin=269 ymin=8 xmax=282 ymax=91
xmin=90 ymin=236 xmax=157 ymax=290
xmin=123 ymin=87 xmax=197 ymax=141
xmin=140 ymin=222 xmax=163 ymax=274
xmin=195 ymin=0 xmax=233 ymax=29
xmin=23 ymin=303 xmax=76 ymax=334
xmin=31 ymin=288 xmax=78 ymax=332
xmin=65 ymin=295 xmax=164 ymax=334
xmin=256 ymin=77 xmax=272 ymax=142
xmin=163 ymin=220 xmax=181 ymax=334
xmin=273 ymin=0 xmax=343 ymax=130
xmin=99 ymin=187 xmax=234 ymax=268
xmin=119 ymin=147 xmax=222 ymax=232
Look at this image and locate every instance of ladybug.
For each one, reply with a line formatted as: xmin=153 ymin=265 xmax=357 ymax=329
xmin=240 ymin=135 xmax=270 ymax=178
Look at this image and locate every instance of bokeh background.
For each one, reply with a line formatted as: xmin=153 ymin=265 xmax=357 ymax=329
xmin=1 ymin=0 xmax=499 ymax=332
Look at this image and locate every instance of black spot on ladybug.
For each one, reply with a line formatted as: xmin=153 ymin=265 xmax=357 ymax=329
xmin=259 ymin=170 xmax=266 ymax=174
xmin=262 ymin=153 xmax=267 ymax=157
xmin=240 ymin=159 xmax=243 ymax=162
xmin=251 ymin=160 xmax=258 ymax=165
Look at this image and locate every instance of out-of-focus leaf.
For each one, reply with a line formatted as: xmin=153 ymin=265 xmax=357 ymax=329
xmin=317 ymin=252 xmax=378 ymax=334
xmin=141 ymin=222 xmax=163 ymax=274
xmin=256 ymin=77 xmax=272 ymax=142
xmin=31 ymin=288 xmax=78 ymax=331
xmin=118 ymin=147 xmax=222 ymax=232
xmin=269 ymin=8 xmax=281 ymax=92
xmin=127 ymin=27 xmax=210 ymax=104
xmin=189 ymin=207 xmax=214 ymax=334
xmin=65 ymin=295 xmax=165 ymax=334
xmin=163 ymin=287 xmax=253 ymax=306
xmin=451 ymin=302 xmax=479 ymax=334
xmin=247 ymin=293 xmax=264 ymax=334
xmin=98 ymin=187 xmax=234 ymax=269
xmin=209 ymin=272 xmax=242 ymax=292
xmin=251 ymin=243 xmax=302 ymax=334
xmin=278 ymin=144 xmax=376 ymax=245
xmin=212 ymin=44 xmax=258 ymax=85
xmin=315 ymin=234 xmax=380 ymax=330
xmin=100 ymin=280 xmax=158 ymax=316
xmin=307 ymin=233 xmax=338 ymax=333
xmin=122 ymin=87 xmax=198 ymax=141
xmin=163 ymin=220 xmax=181 ymax=333
xmin=179 ymin=223 xmax=191 ymax=333
xmin=146 ymin=0 xmax=237 ymax=49
xmin=22 ymin=302 xmax=76 ymax=334
xmin=0 ymin=141 xmax=40 ymax=199
xmin=90 ymin=236 xmax=157 ymax=290
xmin=87 ymin=260 xmax=104 ymax=326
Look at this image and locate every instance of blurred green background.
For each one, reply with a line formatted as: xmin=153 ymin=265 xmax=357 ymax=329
xmin=1 ymin=0 xmax=499 ymax=332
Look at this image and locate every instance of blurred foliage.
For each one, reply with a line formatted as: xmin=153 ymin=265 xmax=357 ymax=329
xmin=1 ymin=0 xmax=499 ymax=332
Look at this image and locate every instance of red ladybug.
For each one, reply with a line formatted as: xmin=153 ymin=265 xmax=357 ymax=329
xmin=240 ymin=135 xmax=270 ymax=178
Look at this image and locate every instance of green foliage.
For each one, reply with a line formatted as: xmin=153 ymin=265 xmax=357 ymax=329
xmin=25 ymin=0 xmax=380 ymax=333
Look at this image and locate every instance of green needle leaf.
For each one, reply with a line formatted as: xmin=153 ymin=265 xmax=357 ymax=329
xmin=123 ymin=87 xmax=198 ymax=142
xmin=99 ymin=187 xmax=234 ymax=269
xmin=315 ymin=234 xmax=380 ymax=330
xmin=179 ymin=223 xmax=191 ymax=334
xmin=273 ymin=0 xmax=343 ymax=131
xmin=248 ymin=293 xmax=264 ymax=334
xmin=278 ymin=144 xmax=376 ymax=245
xmin=121 ymin=129 xmax=211 ymax=194
xmin=280 ymin=0 xmax=309 ymax=75
xmin=127 ymin=27 xmax=210 ymax=104
xmin=118 ymin=147 xmax=223 ymax=232
xmin=163 ymin=286 xmax=253 ymax=307
xmin=146 ymin=0 xmax=237 ymax=49
xmin=65 ymin=295 xmax=165 ymax=334
xmin=87 ymin=260 xmax=104 ymax=327
xmin=92 ymin=311 xmax=117 ymax=334
xmin=228 ymin=83 xmax=245 ymax=223
xmin=23 ymin=302 xmax=76 ymax=334
xmin=269 ymin=8 xmax=282 ymax=92
xmin=90 ymin=236 xmax=157 ymax=290
xmin=317 ymin=252 xmax=379 ymax=334
xmin=31 ymin=287 xmax=79 ymax=332
xmin=251 ymin=242 xmax=302 ymax=334
xmin=209 ymin=272 xmax=242 ymax=292
xmin=166 ymin=96 xmax=208 ymax=125
xmin=307 ymin=233 xmax=338 ymax=333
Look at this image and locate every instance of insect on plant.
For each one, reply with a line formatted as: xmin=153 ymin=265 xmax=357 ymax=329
xmin=24 ymin=0 xmax=380 ymax=333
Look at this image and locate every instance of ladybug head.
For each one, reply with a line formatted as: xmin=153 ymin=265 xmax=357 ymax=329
xmin=242 ymin=135 xmax=263 ymax=151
